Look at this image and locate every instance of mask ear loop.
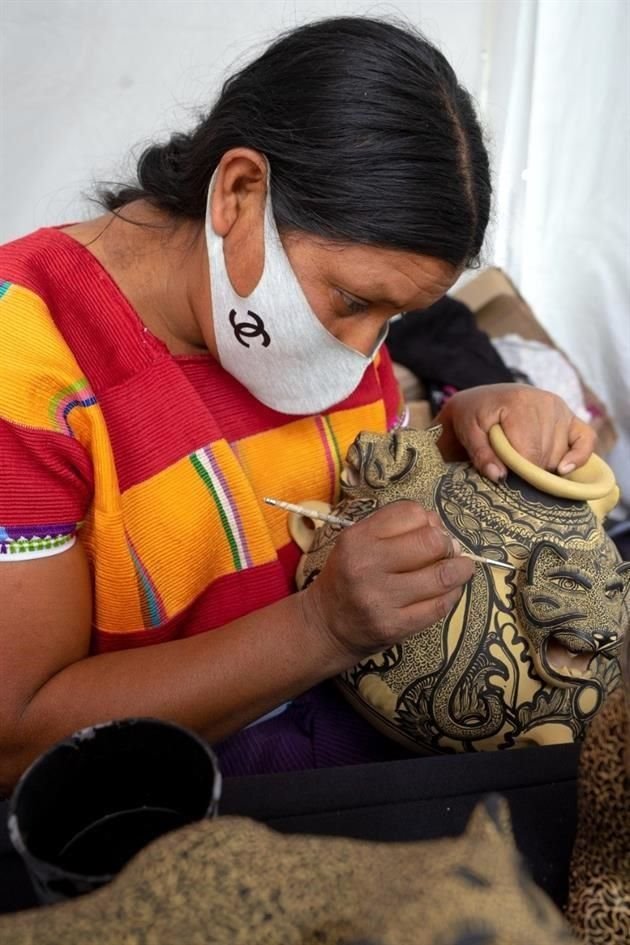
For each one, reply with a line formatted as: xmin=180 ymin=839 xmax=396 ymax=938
xmin=489 ymin=424 xmax=618 ymax=510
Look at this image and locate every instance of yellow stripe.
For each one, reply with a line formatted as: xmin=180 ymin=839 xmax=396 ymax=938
xmin=0 ymin=284 xmax=88 ymax=435
xmin=234 ymin=402 xmax=387 ymax=549
xmin=80 ymin=506 xmax=145 ymax=633
xmin=120 ymin=449 xmax=277 ymax=618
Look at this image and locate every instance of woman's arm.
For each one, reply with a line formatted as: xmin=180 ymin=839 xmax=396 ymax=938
xmin=0 ymin=502 xmax=472 ymax=794
xmin=0 ymin=543 xmax=337 ymax=794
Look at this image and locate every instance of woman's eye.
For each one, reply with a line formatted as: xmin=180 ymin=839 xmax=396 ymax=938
xmin=605 ymin=585 xmax=622 ymax=599
xmin=336 ymin=289 xmax=368 ymax=315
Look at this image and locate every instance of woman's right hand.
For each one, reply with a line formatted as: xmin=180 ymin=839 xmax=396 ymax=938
xmin=300 ymin=500 xmax=475 ymax=665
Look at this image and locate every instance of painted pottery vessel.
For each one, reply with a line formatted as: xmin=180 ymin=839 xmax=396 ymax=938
xmin=296 ymin=426 xmax=630 ymax=753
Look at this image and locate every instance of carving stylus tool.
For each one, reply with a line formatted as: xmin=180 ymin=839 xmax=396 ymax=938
xmin=459 ymin=552 xmax=519 ymax=572
xmin=264 ymin=497 xmax=354 ymax=528
xmin=264 ymin=497 xmax=520 ymax=572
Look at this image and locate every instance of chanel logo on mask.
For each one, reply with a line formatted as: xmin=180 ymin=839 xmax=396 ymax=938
xmin=229 ymin=309 xmax=271 ymax=349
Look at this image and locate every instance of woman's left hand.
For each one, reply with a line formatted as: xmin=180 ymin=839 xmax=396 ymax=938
xmin=435 ymin=384 xmax=596 ymax=482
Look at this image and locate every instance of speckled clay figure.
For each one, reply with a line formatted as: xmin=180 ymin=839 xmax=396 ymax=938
xmin=0 ymin=797 xmax=578 ymax=945
xmin=566 ymin=636 xmax=630 ymax=944
xmin=296 ymin=426 xmax=630 ymax=754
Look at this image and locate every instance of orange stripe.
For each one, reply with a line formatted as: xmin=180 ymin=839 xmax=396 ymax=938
xmin=315 ymin=416 xmax=337 ymax=501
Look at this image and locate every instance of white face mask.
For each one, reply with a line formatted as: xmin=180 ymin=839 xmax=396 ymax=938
xmin=205 ymin=167 xmax=388 ymax=415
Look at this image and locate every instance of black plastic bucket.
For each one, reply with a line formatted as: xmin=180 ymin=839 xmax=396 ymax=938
xmin=8 ymin=717 xmax=221 ymax=903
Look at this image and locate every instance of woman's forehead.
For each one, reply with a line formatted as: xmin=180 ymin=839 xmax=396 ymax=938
xmin=299 ymin=235 xmax=460 ymax=305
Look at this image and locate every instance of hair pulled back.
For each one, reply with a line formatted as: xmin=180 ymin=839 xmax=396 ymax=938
xmin=101 ymin=17 xmax=491 ymax=267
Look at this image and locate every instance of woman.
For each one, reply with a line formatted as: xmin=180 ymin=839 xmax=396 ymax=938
xmin=0 ymin=17 xmax=593 ymax=789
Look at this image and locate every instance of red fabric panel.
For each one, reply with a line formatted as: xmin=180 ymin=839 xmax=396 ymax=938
xmin=0 ymin=229 xmax=165 ymax=392
xmin=92 ymin=557 xmax=295 ymax=653
xmin=375 ymin=345 xmax=403 ymax=428
xmin=177 ymin=354 xmax=394 ymax=443
xmin=0 ymin=419 xmax=92 ymax=527
xmin=98 ymin=361 xmax=222 ymax=493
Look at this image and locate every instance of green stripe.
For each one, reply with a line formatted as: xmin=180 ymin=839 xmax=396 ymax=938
xmin=5 ymin=534 xmax=73 ymax=554
xmin=323 ymin=416 xmax=343 ymax=471
xmin=189 ymin=452 xmax=242 ymax=571
xmin=48 ymin=377 xmax=90 ymax=424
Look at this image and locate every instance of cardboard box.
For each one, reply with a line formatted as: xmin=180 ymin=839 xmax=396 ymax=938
xmin=451 ymin=266 xmax=519 ymax=312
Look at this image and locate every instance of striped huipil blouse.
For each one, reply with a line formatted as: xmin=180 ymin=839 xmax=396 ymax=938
xmin=0 ymin=228 xmax=401 ymax=653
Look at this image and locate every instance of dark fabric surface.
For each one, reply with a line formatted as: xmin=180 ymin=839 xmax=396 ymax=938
xmin=1 ymin=742 xmax=579 ymax=916
xmin=386 ymin=296 xmax=515 ymax=394
xmin=215 ymin=682 xmax=415 ymax=776
xmin=610 ymin=523 xmax=630 ymax=560
xmin=220 ymin=742 xmax=580 ymax=908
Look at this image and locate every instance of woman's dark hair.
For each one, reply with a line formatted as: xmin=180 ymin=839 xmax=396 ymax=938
xmin=101 ymin=17 xmax=491 ymax=267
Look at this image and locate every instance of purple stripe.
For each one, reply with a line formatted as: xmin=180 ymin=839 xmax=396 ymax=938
xmin=2 ymin=523 xmax=75 ymax=540
xmin=59 ymin=395 xmax=98 ymax=436
xmin=125 ymin=530 xmax=167 ymax=627
xmin=201 ymin=446 xmax=253 ymax=569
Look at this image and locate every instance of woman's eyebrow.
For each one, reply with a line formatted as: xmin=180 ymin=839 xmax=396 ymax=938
xmin=371 ymin=277 xmax=437 ymax=310
xmin=353 ymin=281 xmax=407 ymax=308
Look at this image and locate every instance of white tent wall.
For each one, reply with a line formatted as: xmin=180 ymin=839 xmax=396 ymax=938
xmin=0 ymin=0 xmax=491 ymax=240
xmin=493 ymin=0 xmax=630 ymax=498
xmin=1 ymin=0 xmax=628 ymax=493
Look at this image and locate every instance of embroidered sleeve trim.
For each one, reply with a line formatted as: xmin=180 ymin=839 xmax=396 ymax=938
xmin=0 ymin=532 xmax=76 ymax=561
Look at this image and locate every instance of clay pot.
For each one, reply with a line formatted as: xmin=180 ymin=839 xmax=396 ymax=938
xmin=296 ymin=426 xmax=630 ymax=753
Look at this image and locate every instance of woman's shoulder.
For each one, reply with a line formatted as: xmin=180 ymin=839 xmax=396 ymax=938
xmin=1 ymin=225 xmax=167 ymax=408
xmin=0 ymin=227 xmax=69 ymax=297
xmin=0 ymin=229 xmax=87 ymax=365
xmin=0 ymin=229 xmax=87 ymax=364
xmin=0 ymin=236 xmax=78 ymax=361
xmin=0 ymin=232 xmax=96 ymax=444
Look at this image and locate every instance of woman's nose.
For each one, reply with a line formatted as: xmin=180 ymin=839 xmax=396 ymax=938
xmin=338 ymin=316 xmax=391 ymax=357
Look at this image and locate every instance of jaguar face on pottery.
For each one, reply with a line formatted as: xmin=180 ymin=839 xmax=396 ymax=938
xmin=297 ymin=426 xmax=630 ymax=754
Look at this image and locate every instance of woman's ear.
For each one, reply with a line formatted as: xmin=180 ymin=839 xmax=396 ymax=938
xmin=209 ymin=148 xmax=268 ymax=296
xmin=209 ymin=148 xmax=268 ymax=238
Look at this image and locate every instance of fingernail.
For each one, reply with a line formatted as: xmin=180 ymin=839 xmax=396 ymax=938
xmin=440 ymin=529 xmax=461 ymax=557
xmin=485 ymin=463 xmax=503 ymax=482
xmin=558 ymin=462 xmax=576 ymax=475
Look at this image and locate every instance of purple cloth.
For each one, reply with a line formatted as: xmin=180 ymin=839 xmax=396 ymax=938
xmin=215 ymin=682 xmax=413 ymax=777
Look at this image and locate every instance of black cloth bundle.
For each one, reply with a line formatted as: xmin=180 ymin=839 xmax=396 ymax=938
xmin=387 ymin=295 xmax=515 ymax=412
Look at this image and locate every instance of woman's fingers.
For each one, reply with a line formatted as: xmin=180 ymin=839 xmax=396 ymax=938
xmin=385 ymin=555 xmax=475 ymax=609
xmin=348 ymin=501 xmax=464 ymax=573
xmin=499 ymin=406 xmax=558 ymax=470
xmin=398 ymin=584 xmax=468 ymax=630
xmin=499 ymin=406 xmax=595 ymax=473
xmin=310 ymin=498 xmax=476 ymax=660
xmin=378 ymin=522 xmax=461 ymax=572
xmin=354 ymin=499 xmax=436 ymax=540
xmin=557 ymin=418 xmax=597 ymax=474
xmin=451 ymin=416 xmax=507 ymax=482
